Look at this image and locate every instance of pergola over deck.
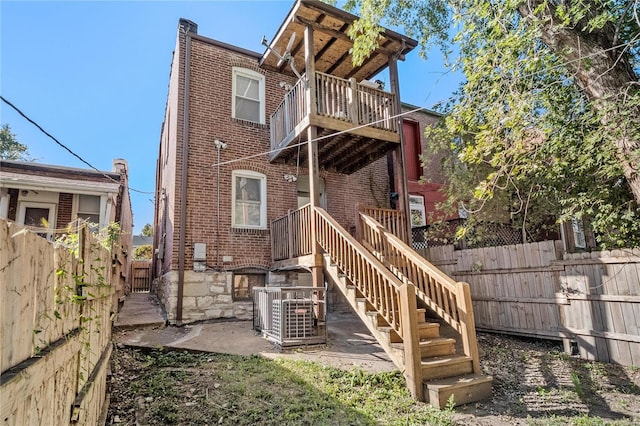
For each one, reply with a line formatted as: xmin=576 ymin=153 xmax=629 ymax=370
xmin=260 ymin=0 xmax=417 ymax=174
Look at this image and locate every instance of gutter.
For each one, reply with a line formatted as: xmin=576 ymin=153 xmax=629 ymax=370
xmin=177 ymin=19 xmax=197 ymax=323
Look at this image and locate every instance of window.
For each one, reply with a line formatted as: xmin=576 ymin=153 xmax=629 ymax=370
xmin=233 ymin=272 xmax=265 ymax=300
xmin=232 ymin=67 xmax=265 ymax=124
xmin=572 ymin=218 xmax=586 ymax=249
xmin=77 ymin=195 xmax=101 ymax=225
xmin=409 ymin=195 xmax=426 ymax=227
xmin=232 ymin=170 xmax=267 ymax=228
xmin=18 ymin=202 xmax=56 ymax=240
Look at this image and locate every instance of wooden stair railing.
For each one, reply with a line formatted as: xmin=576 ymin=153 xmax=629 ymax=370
xmin=358 ymin=211 xmax=481 ymax=376
xmin=313 ymin=207 xmax=424 ymax=400
xmin=358 ymin=205 xmax=409 ymax=243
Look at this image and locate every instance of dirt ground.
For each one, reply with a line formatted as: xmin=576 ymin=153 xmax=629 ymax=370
xmin=110 ymin=318 xmax=640 ymax=425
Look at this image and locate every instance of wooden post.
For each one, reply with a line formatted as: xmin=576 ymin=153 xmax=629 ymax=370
xmin=399 ymin=283 xmax=424 ymax=401
xmin=388 ymin=56 xmax=412 ymax=244
xmin=457 ymin=281 xmax=481 ymax=374
xmin=348 ymin=77 xmax=358 ymax=124
xmin=287 ymin=210 xmax=293 ymax=260
xmin=304 ymin=24 xmax=324 ymax=288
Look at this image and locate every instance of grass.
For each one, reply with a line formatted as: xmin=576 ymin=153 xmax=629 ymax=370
xmin=110 ymin=348 xmax=456 ymax=425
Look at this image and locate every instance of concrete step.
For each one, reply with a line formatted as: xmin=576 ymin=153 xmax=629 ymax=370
xmin=419 ymin=338 xmax=456 ymax=358
xmin=421 ymin=355 xmax=473 ymax=380
xmin=424 ymin=374 xmax=493 ymax=408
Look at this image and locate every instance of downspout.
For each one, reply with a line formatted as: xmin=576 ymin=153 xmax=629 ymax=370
xmin=213 ymin=139 xmax=227 ymax=269
xmin=177 ymin=19 xmax=197 ymax=323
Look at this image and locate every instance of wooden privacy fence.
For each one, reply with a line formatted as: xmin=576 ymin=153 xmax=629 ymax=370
xmin=420 ymin=241 xmax=640 ymax=365
xmin=1 ymin=219 xmax=114 ymax=425
xmin=130 ymin=260 xmax=152 ymax=292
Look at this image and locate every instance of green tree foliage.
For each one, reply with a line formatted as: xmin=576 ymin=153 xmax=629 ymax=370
xmin=133 ymin=244 xmax=153 ymax=260
xmin=340 ymin=0 xmax=640 ymax=247
xmin=141 ymin=223 xmax=154 ymax=237
xmin=0 ymin=124 xmax=31 ymax=161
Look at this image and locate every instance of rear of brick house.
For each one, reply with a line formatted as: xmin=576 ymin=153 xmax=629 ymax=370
xmin=152 ymin=2 xmax=458 ymax=325
xmin=152 ymin=1 xmax=492 ymax=406
xmin=153 ymin=13 xmax=411 ymax=323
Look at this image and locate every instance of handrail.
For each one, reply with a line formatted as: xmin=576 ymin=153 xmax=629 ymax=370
xmin=270 ymin=77 xmax=307 ymax=151
xmin=359 ymin=206 xmax=408 ymax=243
xmin=314 ymin=207 xmax=405 ymax=336
xmin=270 ymin=71 xmax=398 ymax=150
xmin=359 ymin=211 xmax=481 ymax=374
xmin=270 ymin=204 xmax=312 ymax=261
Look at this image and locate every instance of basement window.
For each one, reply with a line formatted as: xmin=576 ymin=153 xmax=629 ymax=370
xmin=233 ymin=272 xmax=265 ymax=300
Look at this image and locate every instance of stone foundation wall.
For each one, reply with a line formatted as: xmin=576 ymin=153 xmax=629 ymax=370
xmin=156 ymin=271 xmax=252 ymax=323
xmin=154 ymin=269 xmax=348 ymax=323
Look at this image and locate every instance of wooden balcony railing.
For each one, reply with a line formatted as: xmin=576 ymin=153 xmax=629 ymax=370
xmin=358 ymin=211 xmax=481 ymax=375
xmin=270 ymin=72 xmax=398 ymax=151
xmin=271 ymin=204 xmax=313 ymax=261
xmin=270 ymin=77 xmax=308 ymax=152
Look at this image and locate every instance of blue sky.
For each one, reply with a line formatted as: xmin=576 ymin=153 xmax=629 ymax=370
xmin=1 ymin=0 xmax=461 ymax=234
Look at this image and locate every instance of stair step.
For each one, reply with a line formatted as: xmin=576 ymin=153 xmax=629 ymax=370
xmin=355 ymin=297 xmax=374 ymax=311
xmin=421 ymin=355 xmax=473 ymax=380
xmin=424 ymin=374 xmax=493 ymax=408
xmin=416 ymin=308 xmax=426 ymax=323
xmin=418 ymin=322 xmax=440 ymax=339
xmin=419 ymin=338 xmax=456 ymax=358
xmin=377 ymin=326 xmax=402 ymax=343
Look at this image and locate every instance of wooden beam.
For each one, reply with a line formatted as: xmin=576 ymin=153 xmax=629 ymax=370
xmin=295 ymin=16 xmax=401 ymax=59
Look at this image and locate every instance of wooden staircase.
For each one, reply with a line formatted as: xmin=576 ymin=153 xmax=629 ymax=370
xmin=316 ymin=207 xmax=492 ymax=407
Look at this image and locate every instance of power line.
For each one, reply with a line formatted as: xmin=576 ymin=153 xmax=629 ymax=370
xmin=0 ymin=95 xmax=155 ymax=195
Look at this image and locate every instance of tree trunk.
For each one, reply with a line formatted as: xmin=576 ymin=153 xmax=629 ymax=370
xmin=518 ymin=1 xmax=640 ymax=205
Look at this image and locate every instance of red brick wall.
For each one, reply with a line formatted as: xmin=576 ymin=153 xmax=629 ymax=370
xmin=160 ymin=34 xmax=393 ymax=271
xmin=56 ymin=193 xmax=73 ymax=229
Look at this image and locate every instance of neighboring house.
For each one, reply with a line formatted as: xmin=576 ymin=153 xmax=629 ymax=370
xmin=401 ymin=104 xmax=457 ymax=227
xmin=133 ymin=235 xmax=154 ymax=250
xmin=0 ymin=158 xmax=134 ymax=294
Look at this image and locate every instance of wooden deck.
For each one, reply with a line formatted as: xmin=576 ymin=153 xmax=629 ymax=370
xmin=269 ymin=72 xmax=400 ymax=174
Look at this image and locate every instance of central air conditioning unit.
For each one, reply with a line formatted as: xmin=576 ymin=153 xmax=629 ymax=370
xmin=272 ymin=298 xmax=314 ymax=340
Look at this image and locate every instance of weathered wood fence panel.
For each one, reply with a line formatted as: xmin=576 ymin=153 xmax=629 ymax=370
xmin=419 ymin=241 xmax=640 ymax=365
xmin=557 ymin=249 xmax=640 ymax=365
xmin=1 ymin=219 xmax=113 ymax=425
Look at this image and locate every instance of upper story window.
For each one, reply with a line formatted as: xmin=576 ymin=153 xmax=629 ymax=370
xmin=232 ymin=67 xmax=265 ymax=124
xmin=78 ymin=194 xmax=101 ymax=225
xmin=232 ymin=170 xmax=266 ymax=229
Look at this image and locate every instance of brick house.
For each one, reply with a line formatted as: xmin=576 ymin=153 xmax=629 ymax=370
xmin=153 ymin=0 xmax=490 ymax=405
xmin=0 ymin=158 xmax=134 ymax=295
xmin=153 ymin=2 xmax=418 ymax=323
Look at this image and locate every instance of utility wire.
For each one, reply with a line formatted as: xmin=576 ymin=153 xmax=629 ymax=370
xmin=0 ymin=95 xmax=155 ymax=195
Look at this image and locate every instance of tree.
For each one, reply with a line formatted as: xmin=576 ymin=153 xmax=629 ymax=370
xmin=0 ymin=124 xmax=31 ymax=161
xmin=141 ymin=223 xmax=154 ymax=237
xmin=341 ymin=0 xmax=640 ymax=247
xmin=133 ymin=245 xmax=153 ymax=260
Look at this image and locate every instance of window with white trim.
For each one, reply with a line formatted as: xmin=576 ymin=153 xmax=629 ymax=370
xmin=77 ymin=194 xmax=101 ymax=225
xmin=232 ymin=67 xmax=265 ymax=124
xmin=232 ymin=170 xmax=267 ymax=229
xmin=409 ymin=195 xmax=426 ymax=227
